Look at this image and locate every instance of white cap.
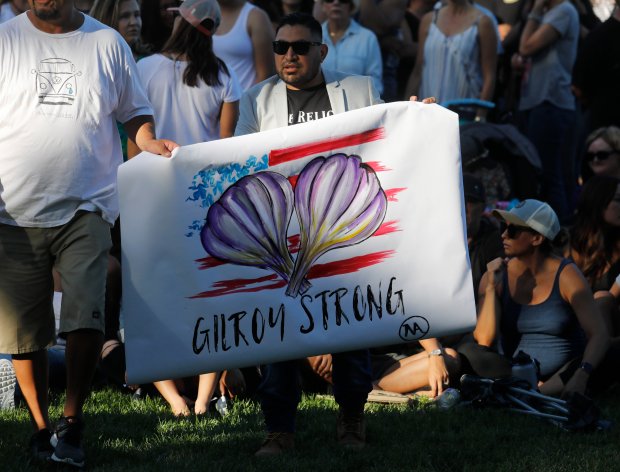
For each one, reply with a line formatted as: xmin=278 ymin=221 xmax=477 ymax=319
xmin=492 ymin=199 xmax=560 ymax=240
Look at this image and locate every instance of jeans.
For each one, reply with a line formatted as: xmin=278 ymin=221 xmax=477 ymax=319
xmin=522 ymin=102 xmax=576 ymax=223
xmin=258 ymin=349 xmax=372 ymax=432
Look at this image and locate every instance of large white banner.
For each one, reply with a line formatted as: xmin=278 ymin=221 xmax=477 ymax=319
xmin=119 ymin=101 xmax=476 ymax=384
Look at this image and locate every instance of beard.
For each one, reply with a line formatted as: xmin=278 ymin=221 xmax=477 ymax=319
xmin=32 ymin=1 xmax=62 ymax=20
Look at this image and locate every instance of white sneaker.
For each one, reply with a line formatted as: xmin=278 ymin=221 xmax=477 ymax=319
xmin=0 ymin=358 xmax=16 ymax=410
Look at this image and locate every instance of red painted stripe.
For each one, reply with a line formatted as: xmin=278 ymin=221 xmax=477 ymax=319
xmin=189 ymin=279 xmax=287 ymax=299
xmin=269 ymin=128 xmax=385 ymax=166
xmin=307 ymin=250 xmax=396 ymax=279
xmin=366 ymin=161 xmax=392 ymax=172
xmin=385 ymin=188 xmax=406 ymax=202
xmin=374 ymin=220 xmax=401 ymax=236
xmin=190 ymin=250 xmax=395 ymax=298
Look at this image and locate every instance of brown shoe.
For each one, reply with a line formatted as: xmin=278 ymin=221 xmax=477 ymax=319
xmin=336 ymin=409 xmax=366 ymax=449
xmin=255 ymin=432 xmax=295 ymax=457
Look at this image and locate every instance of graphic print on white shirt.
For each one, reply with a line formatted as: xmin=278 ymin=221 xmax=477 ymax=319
xmin=33 ymin=58 xmax=82 ymax=105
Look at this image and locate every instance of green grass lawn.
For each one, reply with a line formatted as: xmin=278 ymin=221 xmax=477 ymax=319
xmin=1 ymin=386 xmax=619 ymax=472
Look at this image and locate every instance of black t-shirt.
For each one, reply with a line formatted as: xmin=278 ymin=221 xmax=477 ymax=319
xmin=286 ymin=83 xmax=333 ymax=126
xmin=572 ymin=17 xmax=620 ymax=130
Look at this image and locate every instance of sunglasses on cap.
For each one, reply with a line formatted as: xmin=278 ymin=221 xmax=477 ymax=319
xmin=272 ymin=40 xmax=322 ymax=55
xmin=585 ymin=150 xmax=618 ymax=163
xmin=499 ymin=222 xmax=537 ymax=239
xmin=323 ymin=0 xmax=353 ymax=3
xmin=162 ymin=1 xmax=182 ymax=12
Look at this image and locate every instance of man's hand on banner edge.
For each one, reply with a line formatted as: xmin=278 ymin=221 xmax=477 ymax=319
xmin=140 ymin=138 xmax=180 ymax=158
xmin=124 ymin=115 xmax=180 ymax=158
xmin=409 ymin=96 xmax=437 ymax=104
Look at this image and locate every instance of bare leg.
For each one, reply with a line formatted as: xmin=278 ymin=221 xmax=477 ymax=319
xmin=12 ymin=350 xmax=51 ymax=431
xmin=63 ymin=329 xmax=103 ymax=418
xmin=376 ymin=348 xmax=461 ymax=394
xmin=153 ymin=380 xmax=190 ymax=416
xmin=194 ymin=372 xmax=221 ymax=415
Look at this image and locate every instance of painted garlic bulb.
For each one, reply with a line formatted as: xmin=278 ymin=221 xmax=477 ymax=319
xmin=201 ymin=172 xmax=302 ymax=287
xmin=286 ymin=154 xmax=388 ymax=297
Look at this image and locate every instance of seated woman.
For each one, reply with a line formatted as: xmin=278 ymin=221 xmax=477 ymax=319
xmin=459 ymin=199 xmax=609 ymax=397
xmin=568 ymin=176 xmax=620 ymax=340
xmin=569 ymin=176 xmax=620 ymax=292
xmin=582 ymin=126 xmax=620 ymax=181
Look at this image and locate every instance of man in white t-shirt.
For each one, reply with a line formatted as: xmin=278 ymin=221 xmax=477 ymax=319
xmin=0 ymin=0 xmax=177 ymax=467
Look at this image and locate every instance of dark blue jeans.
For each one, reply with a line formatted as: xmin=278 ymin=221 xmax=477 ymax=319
xmin=258 ymin=349 xmax=372 ymax=432
xmin=522 ymin=102 xmax=576 ymax=223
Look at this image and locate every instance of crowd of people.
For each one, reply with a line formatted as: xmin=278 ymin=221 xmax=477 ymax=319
xmin=0 ymin=0 xmax=619 ymax=467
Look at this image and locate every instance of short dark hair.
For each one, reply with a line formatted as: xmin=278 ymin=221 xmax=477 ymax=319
xmin=275 ymin=12 xmax=322 ymax=42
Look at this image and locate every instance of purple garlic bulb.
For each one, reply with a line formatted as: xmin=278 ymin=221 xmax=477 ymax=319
xmin=201 ymin=172 xmax=303 ymax=287
xmin=286 ymin=154 xmax=388 ymax=297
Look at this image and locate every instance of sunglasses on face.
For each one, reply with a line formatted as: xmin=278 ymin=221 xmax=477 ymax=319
xmin=323 ymin=0 xmax=353 ymax=4
xmin=272 ymin=40 xmax=322 ymax=55
xmin=585 ymin=150 xmax=618 ymax=163
xmin=500 ymin=222 xmax=537 ymax=239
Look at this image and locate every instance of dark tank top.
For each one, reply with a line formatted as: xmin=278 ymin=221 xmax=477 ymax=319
xmin=500 ymin=259 xmax=586 ymax=379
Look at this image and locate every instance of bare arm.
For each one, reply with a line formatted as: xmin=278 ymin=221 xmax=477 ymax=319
xmin=358 ymin=0 xmax=407 ymax=36
xmin=403 ymin=12 xmax=431 ymax=100
xmin=473 ymin=258 xmax=505 ymax=347
xmin=559 ymin=264 xmax=610 ymax=395
xmin=419 ymin=338 xmax=449 ymax=397
xmin=478 ymin=15 xmax=498 ymax=104
xmin=219 ymin=101 xmax=240 ymax=139
xmin=519 ymin=0 xmax=561 ymax=57
xmin=123 ymin=115 xmax=179 ymax=158
xmin=248 ymin=7 xmax=275 ymax=84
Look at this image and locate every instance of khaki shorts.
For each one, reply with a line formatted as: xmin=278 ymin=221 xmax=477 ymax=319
xmin=0 ymin=212 xmax=111 ymax=354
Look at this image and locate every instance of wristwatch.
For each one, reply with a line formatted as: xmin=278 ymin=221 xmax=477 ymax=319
xmin=428 ymin=348 xmax=444 ymax=357
xmin=579 ymin=361 xmax=593 ymax=375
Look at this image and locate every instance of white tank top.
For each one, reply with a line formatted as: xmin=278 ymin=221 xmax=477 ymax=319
xmin=213 ymin=2 xmax=256 ymax=91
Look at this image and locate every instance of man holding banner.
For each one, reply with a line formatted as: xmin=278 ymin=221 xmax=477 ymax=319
xmin=237 ymin=11 xmax=380 ymax=456
xmin=236 ymin=11 xmax=434 ymax=456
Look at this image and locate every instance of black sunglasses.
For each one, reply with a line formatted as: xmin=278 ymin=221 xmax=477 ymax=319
xmin=585 ymin=150 xmax=618 ymax=162
xmin=500 ymin=222 xmax=537 ymax=239
xmin=273 ymin=40 xmax=322 ymax=55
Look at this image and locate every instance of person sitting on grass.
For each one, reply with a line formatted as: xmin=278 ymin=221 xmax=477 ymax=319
xmin=458 ymin=199 xmax=610 ymax=397
xmin=367 ymin=174 xmax=500 ymax=398
xmin=567 ymin=176 xmax=620 ymax=343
